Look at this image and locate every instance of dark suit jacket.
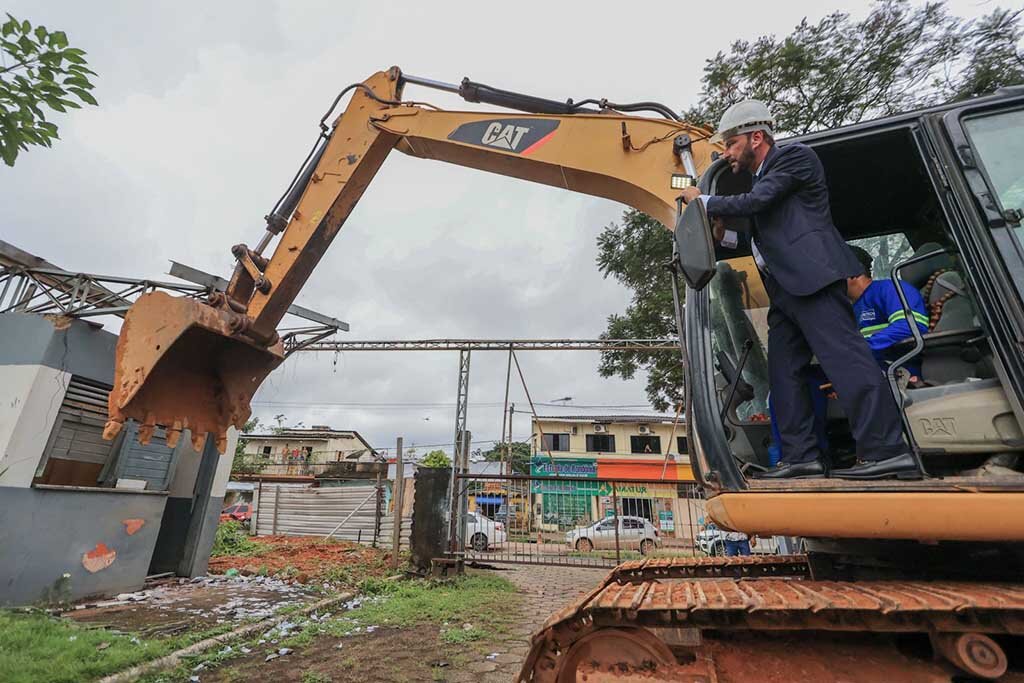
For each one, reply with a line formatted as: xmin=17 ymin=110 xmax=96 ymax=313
xmin=706 ymin=143 xmax=861 ymax=296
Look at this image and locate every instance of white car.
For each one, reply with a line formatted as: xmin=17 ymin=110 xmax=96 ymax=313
xmin=565 ymin=515 xmax=662 ymax=555
xmin=465 ymin=511 xmax=506 ymax=552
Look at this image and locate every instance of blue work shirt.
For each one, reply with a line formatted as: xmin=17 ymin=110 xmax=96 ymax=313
xmin=853 ymin=280 xmax=929 ymax=376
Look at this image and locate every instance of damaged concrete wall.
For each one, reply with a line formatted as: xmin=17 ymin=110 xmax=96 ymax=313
xmin=0 ymin=313 xmax=239 ymax=603
xmin=0 ymin=486 xmax=166 ymax=605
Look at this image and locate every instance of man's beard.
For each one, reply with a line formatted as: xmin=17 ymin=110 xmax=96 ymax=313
xmin=731 ymin=140 xmax=756 ymax=174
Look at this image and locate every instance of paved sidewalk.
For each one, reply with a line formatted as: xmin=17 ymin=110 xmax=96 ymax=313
xmin=453 ymin=564 xmax=609 ymax=682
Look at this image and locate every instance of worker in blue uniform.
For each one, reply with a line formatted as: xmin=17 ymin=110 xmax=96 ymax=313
xmin=765 ymin=245 xmax=930 ymax=466
xmin=680 ymin=100 xmax=918 ymax=480
xmin=847 ymin=245 xmax=930 ymax=381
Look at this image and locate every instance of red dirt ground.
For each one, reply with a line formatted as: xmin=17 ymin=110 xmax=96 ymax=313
xmin=208 ymin=536 xmax=394 ymax=583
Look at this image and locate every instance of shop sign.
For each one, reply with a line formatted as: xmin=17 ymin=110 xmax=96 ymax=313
xmin=596 ymin=482 xmax=677 ymax=498
xmin=530 ymin=456 xmax=598 ymax=494
xmin=658 ymin=510 xmax=675 ymax=531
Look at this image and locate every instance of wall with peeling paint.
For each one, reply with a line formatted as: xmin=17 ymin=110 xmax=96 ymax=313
xmin=0 ymin=486 xmax=166 ymax=605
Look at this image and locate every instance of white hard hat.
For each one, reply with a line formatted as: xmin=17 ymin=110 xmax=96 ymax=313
xmin=710 ymin=99 xmax=775 ymax=144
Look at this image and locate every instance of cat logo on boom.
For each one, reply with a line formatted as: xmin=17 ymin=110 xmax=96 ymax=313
xmin=481 ymin=122 xmax=531 ymax=151
xmin=447 ymin=118 xmax=560 ymax=156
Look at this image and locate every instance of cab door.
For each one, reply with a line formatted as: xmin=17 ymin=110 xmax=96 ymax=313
xmin=925 ymin=93 xmax=1024 ymax=423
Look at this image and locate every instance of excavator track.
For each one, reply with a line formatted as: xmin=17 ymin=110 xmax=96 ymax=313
xmin=519 ymin=555 xmax=1024 ymax=682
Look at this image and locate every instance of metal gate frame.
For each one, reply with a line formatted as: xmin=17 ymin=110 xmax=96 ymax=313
xmin=450 ymin=472 xmax=735 ymax=568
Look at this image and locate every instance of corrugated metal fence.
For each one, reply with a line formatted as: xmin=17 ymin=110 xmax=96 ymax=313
xmin=252 ymin=483 xmax=412 ymax=549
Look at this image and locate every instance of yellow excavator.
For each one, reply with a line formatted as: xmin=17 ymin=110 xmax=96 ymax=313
xmin=105 ymin=68 xmax=1024 ymax=681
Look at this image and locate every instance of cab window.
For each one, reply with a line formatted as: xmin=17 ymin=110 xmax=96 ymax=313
xmin=963 ymin=109 xmax=1024 ymax=216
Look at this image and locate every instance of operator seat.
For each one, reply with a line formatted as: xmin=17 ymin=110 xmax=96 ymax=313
xmin=898 ymin=246 xmax=1021 ymax=456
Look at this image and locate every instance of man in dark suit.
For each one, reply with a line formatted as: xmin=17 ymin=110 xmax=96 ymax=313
xmin=679 ymin=100 xmax=917 ymax=480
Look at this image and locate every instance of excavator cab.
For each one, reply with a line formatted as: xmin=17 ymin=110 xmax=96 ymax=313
xmin=684 ymin=87 xmax=1024 ymax=546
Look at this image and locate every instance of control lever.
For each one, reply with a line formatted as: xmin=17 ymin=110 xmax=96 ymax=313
xmin=719 ymin=339 xmax=754 ymax=429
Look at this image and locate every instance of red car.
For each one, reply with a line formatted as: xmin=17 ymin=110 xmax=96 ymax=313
xmin=220 ymin=503 xmax=252 ymax=523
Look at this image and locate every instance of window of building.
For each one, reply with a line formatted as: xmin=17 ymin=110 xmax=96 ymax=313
xmin=621 ymin=498 xmax=654 ymax=521
xmin=34 ymin=375 xmax=180 ymax=491
xmin=302 ymin=446 xmax=313 ymax=458
xmin=541 ymin=433 xmax=570 ymax=451
xmin=261 ymin=446 xmax=272 ymax=457
xmin=677 ymin=436 xmax=688 ymax=454
xmin=630 ymin=435 xmax=661 ymax=454
xmin=585 ymin=434 xmax=616 ymax=453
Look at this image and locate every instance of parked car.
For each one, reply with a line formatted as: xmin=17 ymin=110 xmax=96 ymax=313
xmin=696 ymin=524 xmax=726 ymax=556
xmin=220 ymin=502 xmax=252 ymax=523
xmin=565 ymin=515 xmax=662 ymax=555
xmin=466 ymin=511 xmax=506 ymax=552
xmin=696 ymin=523 xmax=777 ymax=556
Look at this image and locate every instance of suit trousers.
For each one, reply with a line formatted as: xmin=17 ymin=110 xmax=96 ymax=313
xmin=764 ymin=275 xmax=907 ymax=464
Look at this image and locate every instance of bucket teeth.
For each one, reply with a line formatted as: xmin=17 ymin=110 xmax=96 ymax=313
xmin=102 ymin=418 xmax=124 ymax=441
xmin=166 ymin=420 xmax=184 ymax=449
xmin=138 ymin=414 xmax=156 ymax=446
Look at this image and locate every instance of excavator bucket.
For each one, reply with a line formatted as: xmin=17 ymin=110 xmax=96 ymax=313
xmin=104 ymin=291 xmax=284 ymax=453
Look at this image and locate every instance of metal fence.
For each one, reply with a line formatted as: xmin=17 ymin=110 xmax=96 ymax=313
xmin=451 ymin=473 xmax=776 ymax=568
xmin=251 ymin=481 xmax=413 ymax=549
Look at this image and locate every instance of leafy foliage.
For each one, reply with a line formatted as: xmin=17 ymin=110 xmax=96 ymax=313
xmin=211 ymin=520 xmax=261 ymax=557
xmin=0 ymin=14 xmax=97 ymax=166
xmin=475 ymin=441 xmax=531 ymax=474
xmin=419 ymin=449 xmax=451 ymax=468
xmin=596 ymin=210 xmax=681 ymax=411
xmin=686 ymin=1 xmax=1023 ymax=135
xmin=600 ymin=1 xmax=1023 ymax=406
xmin=231 ymin=417 xmax=265 ymax=476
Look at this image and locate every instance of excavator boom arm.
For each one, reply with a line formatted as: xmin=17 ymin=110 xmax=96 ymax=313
xmin=105 ymin=67 xmax=718 ymax=450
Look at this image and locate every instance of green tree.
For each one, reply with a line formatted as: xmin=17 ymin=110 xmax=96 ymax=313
xmin=599 ymin=1 xmax=1023 ymax=407
xmin=686 ymin=1 xmax=1022 ymax=135
xmin=419 ymin=449 xmax=451 ymax=468
xmin=231 ymin=417 xmax=265 ymax=477
xmin=477 ymin=441 xmax=532 ymax=474
xmin=597 ymin=209 xmax=681 ymax=411
xmin=0 ymin=14 xmax=97 ymax=166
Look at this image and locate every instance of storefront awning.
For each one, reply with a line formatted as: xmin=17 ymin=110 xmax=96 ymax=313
xmin=475 ymin=495 xmax=504 ymax=504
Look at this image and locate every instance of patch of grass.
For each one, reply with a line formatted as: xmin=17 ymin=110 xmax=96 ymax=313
xmin=440 ymin=625 xmax=486 ymax=644
xmin=301 ymin=672 xmax=333 ymax=683
xmin=211 ymin=520 xmax=262 ymax=557
xmin=324 ymin=575 xmax=518 ymax=641
xmin=0 ymin=609 xmax=231 ymax=683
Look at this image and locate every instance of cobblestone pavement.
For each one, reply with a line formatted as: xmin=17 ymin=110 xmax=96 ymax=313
xmin=450 ymin=564 xmax=610 ymax=682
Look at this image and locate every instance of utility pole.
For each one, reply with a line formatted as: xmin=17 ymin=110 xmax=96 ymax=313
xmin=391 ymin=436 xmax=404 ymax=569
xmin=506 ymin=402 xmax=515 ymax=476
xmin=447 ymin=350 xmax=471 ymax=554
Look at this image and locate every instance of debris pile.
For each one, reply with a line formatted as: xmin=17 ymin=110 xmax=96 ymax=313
xmin=67 ymin=574 xmax=311 ymax=633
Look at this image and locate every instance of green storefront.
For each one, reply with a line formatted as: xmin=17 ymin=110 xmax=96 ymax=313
xmin=530 ymin=456 xmax=599 ymax=529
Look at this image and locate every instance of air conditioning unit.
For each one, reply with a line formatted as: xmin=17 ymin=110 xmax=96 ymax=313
xmin=638 ymin=425 xmax=651 ymax=435
xmin=593 ymin=424 xmax=607 ymax=433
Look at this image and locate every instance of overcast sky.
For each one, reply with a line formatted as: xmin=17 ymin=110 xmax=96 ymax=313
xmin=2 ymin=0 xmax=996 ymax=456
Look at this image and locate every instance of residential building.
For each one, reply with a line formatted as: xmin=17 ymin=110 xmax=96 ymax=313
xmin=241 ymin=425 xmax=378 ymax=475
xmin=528 ymin=414 xmax=697 ymax=542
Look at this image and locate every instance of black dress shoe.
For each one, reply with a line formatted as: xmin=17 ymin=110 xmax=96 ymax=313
xmin=753 ymin=460 xmax=825 ymax=479
xmin=832 ymin=453 xmax=921 ymax=480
